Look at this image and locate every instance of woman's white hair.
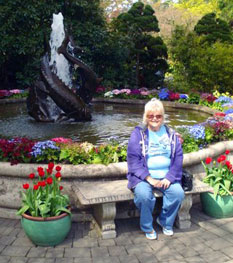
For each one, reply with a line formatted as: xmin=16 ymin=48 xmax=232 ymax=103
xmin=143 ymin=98 xmax=165 ymax=125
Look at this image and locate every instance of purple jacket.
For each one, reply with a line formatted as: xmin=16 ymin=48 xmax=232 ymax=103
xmin=127 ymin=125 xmax=183 ymax=189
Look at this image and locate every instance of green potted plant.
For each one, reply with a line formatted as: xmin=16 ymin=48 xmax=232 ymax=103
xmin=17 ymin=162 xmax=71 ymax=246
xmin=201 ymin=150 xmax=233 ymax=218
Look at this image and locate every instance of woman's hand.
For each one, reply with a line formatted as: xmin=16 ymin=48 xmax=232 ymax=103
xmin=175 ymin=132 xmax=183 ymax=144
xmin=146 ymin=176 xmax=162 ymax=187
xmin=159 ymin=178 xmax=171 ymax=189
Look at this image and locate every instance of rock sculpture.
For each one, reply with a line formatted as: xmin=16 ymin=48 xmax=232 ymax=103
xmin=27 ymin=17 xmax=99 ymax=122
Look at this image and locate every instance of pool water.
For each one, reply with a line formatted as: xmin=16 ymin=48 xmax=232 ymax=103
xmin=0 ymin=102 xmax=209 ymax=145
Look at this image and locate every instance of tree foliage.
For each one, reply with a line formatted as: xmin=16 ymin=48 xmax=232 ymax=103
xmin=174 ymin=0 xmax=219 ymax=16
xmin=218 ymin=0 xmax=233 ymax=25
xmin=150 ymin=1 xmax=199 ymax=41
xmin=169 ymin=21 xmax=233 ymax=94
xmin=111 ymin=2 xmax=168 ymax=88
xmin=101 ymin=0 xmax=156 ymax=20
xmin=194 ymin=13 xmax=232 ymax=44
xmin=174 ymin=0 xmax=233 ymax=27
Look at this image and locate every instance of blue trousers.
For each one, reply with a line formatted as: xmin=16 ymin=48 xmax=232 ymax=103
xmin=134 ymin=181 xmax=184 ymax=232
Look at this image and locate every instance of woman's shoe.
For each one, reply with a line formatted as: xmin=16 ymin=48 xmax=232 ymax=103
xmin=156 ymin=217 xmax=174 ymax=236
xmin=145 ymin=230 xmax=157 ymax=240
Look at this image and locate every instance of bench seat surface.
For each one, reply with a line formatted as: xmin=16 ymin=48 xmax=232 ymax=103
xmin=72 ymin=179 xmax=212 ymax=205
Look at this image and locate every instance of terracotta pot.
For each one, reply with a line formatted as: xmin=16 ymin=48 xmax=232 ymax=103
xmin=21 ymin=212 xmax=71 ymax=246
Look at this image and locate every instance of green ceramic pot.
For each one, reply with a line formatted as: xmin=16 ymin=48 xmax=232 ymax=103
xmin=21 ymin=212 xmax=71 ymax=246
xmin=200 ymin=192 xmax=233 ymax=218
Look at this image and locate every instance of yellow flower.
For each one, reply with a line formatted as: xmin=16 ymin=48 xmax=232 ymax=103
xmin=213 ymin=90 xmax=220 ymax=98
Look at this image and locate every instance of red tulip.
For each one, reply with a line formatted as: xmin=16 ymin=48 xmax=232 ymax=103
xmin=47 ymin=168 xmax=53 ymax=175
xmin=23 ymin=183 xmax=29 ymax=190
xmin=38 ymin=181 xmax=46 ymax=187
xmin=220 ymin=155 xmax=226 ymax=162
xmin=55 ymin=166 xmax=62 ymax=172
xmin=33 ymin=185 xmax=39 ymax=190
xmin=46 ymin=177 xmax=53 ymax=185
xmin=48 ymin=162 xmax=54 ymax=170
xmin=55 ymin=172 xmax=61 ymax=178
xmin=37 ymin=167 xmax=44 ymax=172
xmin=217 ymin=155 xmax=226 ymax=163
xmin=205 ymin=157 xmax=212 ymax=164
xmin=28 ymin=173 xmax=35 ymax=179
xmin=38 ymin=170 xmax=45 ymax=177
xmin=225 ymin=161 xmax=232 ymax=170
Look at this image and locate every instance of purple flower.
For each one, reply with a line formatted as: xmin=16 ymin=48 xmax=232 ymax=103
xmin=224 ymin=109 xmax=233 ymax=114
xmin=215 ymin=96 xmax=233 ymax=103
xmin=180 ymin=94 xmax=188 ymax=99
xmin=130 ymin=89 xmax=140 ymax=95
xmin=222 ymin=103 xmax=233 ymax=107
xmin=0 ymin=90 xmax=11 ymax=98
xmin=158 ymin=88 xmax=169 ymax=100
xmin=183 ymin=124 xmax=205 ymax=140
xmin=31 ymin=140 xmax=60 ymax=157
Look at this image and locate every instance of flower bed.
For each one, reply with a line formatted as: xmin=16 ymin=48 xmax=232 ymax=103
xmin=98 ymin=87 xmax=233 ymax=113
xmin=0 ymin=138 xmax=127 ymax=165
xmin=0 ymin=89 xmax=28 ymax=99
xmin=177 ymin=111 xmax=233 ymax=153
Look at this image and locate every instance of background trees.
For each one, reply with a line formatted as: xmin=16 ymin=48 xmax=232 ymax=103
xmin=169 ymin=12 xmax=233 ymax=93
xmin=194 ymin=12 xmax=232 ymax=43
xmin=111 ymin=2 xmax=168 ymax=88
xmin=218 ymin=0 xmax=233 ymax=25
xmin=174 ymin=0 xmax=219 ymax=16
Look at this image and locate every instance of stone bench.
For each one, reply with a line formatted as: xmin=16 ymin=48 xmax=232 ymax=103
xmin=72 ymin=178 xmax=212 ymax=239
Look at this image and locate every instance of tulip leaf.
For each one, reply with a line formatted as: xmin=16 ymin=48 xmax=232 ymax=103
xmin=39 ymin=204 xmax=50 ymax=218
xmin=16 ymin=205 xmax=29 ymax=215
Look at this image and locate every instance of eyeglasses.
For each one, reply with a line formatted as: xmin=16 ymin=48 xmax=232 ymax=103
xmin=147 ymin=114 xmax=163 ymax=120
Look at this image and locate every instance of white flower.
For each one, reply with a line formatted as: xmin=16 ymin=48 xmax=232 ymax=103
xmin=104 ymin=91 xmax=114 ymax=97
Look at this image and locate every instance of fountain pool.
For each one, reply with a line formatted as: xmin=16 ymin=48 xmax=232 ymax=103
xmin=0 ymin=101 xmax=210 ymax=144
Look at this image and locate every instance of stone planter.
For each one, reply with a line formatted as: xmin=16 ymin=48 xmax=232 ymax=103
xmin=200 ymin=192 xmax=233 ymax=218
xmin=21 ymin=211 xmax=71 ymax=246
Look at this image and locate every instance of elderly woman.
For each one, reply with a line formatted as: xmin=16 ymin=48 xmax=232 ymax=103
xmin=127 ymin=98 xmax=184 ymax=240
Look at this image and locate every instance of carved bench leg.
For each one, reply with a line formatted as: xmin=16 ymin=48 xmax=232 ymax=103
xmin=175 ymin=194 xmax=192 ymax=229
xmin=92 ymin=202 xmax=117 ymax=239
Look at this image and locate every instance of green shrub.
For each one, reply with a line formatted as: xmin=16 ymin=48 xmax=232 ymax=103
xmin=59 ymin=142 xmax=127 ymax=165
xmin=169 ymin=24 xmax=233 ymax=94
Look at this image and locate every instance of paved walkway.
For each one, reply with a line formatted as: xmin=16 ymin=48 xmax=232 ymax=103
xmin=0 ymin=203 xmax=233 ymax=263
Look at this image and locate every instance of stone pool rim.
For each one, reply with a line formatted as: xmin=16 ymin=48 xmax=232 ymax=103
xmin=0 ymin=97 xmax=217 ymax=115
